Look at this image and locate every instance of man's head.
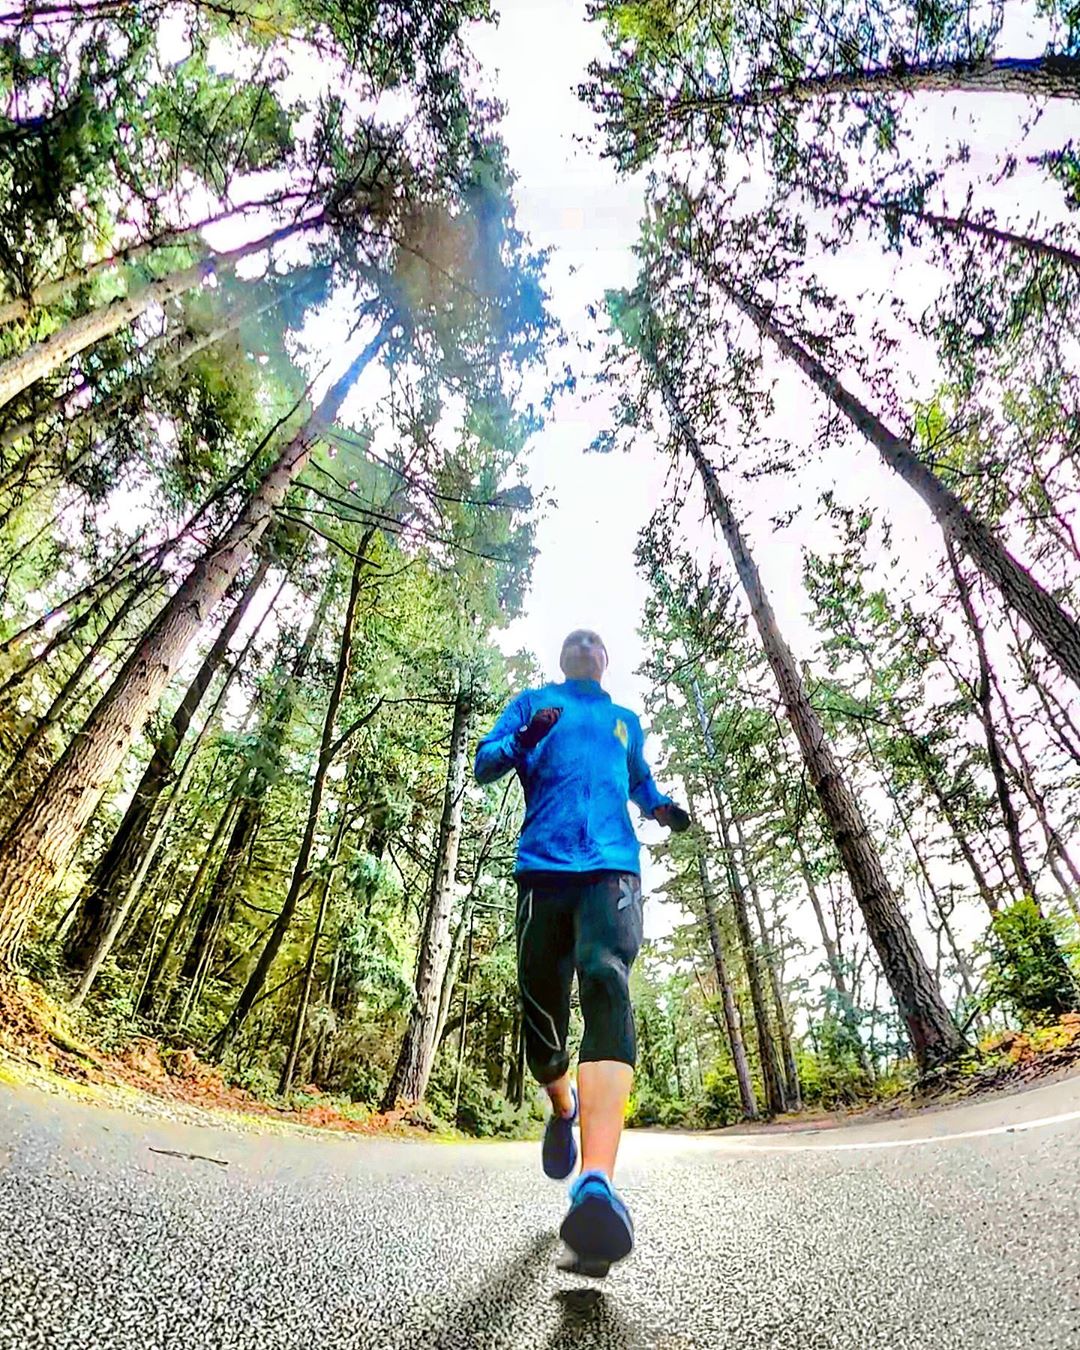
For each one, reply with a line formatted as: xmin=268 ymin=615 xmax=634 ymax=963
xmin=560 ymin=629 xmax=608 ymax=682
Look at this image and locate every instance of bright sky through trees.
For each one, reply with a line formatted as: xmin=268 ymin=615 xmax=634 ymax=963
xmin=470 ymin=0 xmax=1071 ymax=939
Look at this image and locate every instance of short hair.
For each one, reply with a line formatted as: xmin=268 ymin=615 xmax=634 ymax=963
xmin=560 ymin=629 xmax=608 ymax=669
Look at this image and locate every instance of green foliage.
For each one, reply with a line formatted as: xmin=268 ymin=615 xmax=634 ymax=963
xmin=795 ymin=1048 xmax=873 ymax=1111
xmin=427 ymin=1060 xmax=538 ymax=1138
xmin=981 ymin=899 xmax=1080 ymax=1024
xmin=699 ymin=1064 xmax=744 ymax=1127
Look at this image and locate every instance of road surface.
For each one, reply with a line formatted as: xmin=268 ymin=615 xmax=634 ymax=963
xmin=2 ymin=1073 xmax=1079 ymax=1348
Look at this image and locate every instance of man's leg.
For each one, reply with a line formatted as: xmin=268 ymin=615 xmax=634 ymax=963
xmin=516 ymin=874 xmax=575 ymax=1112
xmin=557 ymin=873 xmax=642 ymax=1267
xmin=575 ymin=872 xmax=643 ymax=1181
xmin=577 ymin=1060 xmax=634 ymax=1179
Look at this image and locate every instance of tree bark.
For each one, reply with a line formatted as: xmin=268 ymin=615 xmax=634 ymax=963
xmin=946 ymin=542 xmax=1038 ymax=900
xmin=382 ymin=677 xmax=472 ymax=1109
xmin=213 ymin=539 xmax=372 ymax=1058
xmin=664 ymin=377 xmax=965 ymax=1069
xmin=127 ymin=797 xmax=244 ymax=1017
xmin=173 ymin=573 xmax=332 ymax=999
xmin=0 ymin=218 xmax=320 ymax=410
xmin=688 ymin=680 xmax=786 ymax=1112
xmin=688 ymin=790 xmax=758 ymax=1118
xmin=734 ymin=813 xmax=802 ymax=1111
xmin=4 ymin=561 xmax=162 ymax=803
xmin=713 ymin=784 xmax=787 ymax=1114
xmin=0 ymin=328 xmax=386 ymax=968
xmin=433 ymin=786 xmax=511 ymax=1052
xmin=71 ymin=581 xmax=280 ymax=1010
xmin=0 ymin=537 xmax=147 ymax=700
xmin=711 ymin=274 xmax=1080 ymax=697
xmin=667 ymin=53 xmax=1080 ymax=119
xmin=802 ymin=182 xmax=1080 ymax=274
xmin=279 ymin=750 xmax=360 ymax=1097
xmin=0 ymin=194 xmax=309 ymax=329
xmin=64 ymin=555 xmax=271 ymax=970
xmin=122 ymin=571 xmax=289 ymax=1011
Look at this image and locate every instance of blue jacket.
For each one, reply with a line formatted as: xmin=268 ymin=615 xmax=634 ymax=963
xmin=474 ymin=678 xmax=672 ymax=876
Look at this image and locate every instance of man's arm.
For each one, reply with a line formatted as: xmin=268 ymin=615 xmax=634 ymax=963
xmin=628 ymin=715 xmax=690 ymax=831
xmin=474 ymin=692 xmax=532 ymax=785
xmin=627 ymin=715 xmax=672 ymax=817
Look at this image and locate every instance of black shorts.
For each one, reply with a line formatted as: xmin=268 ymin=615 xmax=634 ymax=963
xmin=515 ymin=870 xmax=643 ymax=1084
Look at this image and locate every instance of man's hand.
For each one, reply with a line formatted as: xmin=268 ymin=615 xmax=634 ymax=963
xmin=654 ymin=802 xmax=691 ymax=833
xmin=517 ymin=706 xmax=562 ymax=750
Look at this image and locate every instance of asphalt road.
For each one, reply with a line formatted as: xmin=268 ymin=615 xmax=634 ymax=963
xmin=2 ymin=1075 xmax=1079 ymax=1350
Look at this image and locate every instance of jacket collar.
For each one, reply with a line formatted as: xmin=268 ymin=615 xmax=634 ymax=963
xmin=560 ymin=679 xmax=610 ymax=700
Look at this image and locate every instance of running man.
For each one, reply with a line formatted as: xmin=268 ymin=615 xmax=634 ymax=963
xmin=474 ymin=628 xmax=689 ymax=1270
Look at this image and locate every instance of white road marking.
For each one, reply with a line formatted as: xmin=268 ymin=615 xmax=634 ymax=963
xmin=696 ymin=1107 xmax=1080 ymax=1153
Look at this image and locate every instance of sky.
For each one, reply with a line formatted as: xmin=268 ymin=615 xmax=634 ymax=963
xmin=465 ymin=2 xmax=1074 ymax=959
xmin=185 ymin=0 xmax=1073 ymax=973
xmin=466 ymin=4 xmax=685 ymax=926
xmin=470 ymin=2 xmax=662 ymax=709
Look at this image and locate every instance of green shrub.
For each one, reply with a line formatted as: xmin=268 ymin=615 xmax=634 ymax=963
xmin=982 ymin=898 xmax=1080 ymax=1024
xmin=700 ymin=1064 xmax=743 ymax=1127
xmin=796 ymin=1047 xmax=874 ymax=1110
xmin=427 ymin=1061 xmax=537 ymax=1138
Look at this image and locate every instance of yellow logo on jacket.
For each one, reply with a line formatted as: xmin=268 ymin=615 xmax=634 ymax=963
xmin=613 ymin=718 xmax=629 ymax=747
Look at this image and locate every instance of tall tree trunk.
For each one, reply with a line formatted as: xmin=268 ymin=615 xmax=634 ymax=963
xmin=1 ymin=290 xmax=287 ymax=470
xmin=0 ymin=194 xmax=309 ymax=328
xmin=382 ymin=678 xmax=472 ymax=1109
xmin=310 ymin=942 xmax=342 ymax=1086
xmin=0 ymin=538 xmax=148 ymax=702
xmin=713 ymin=784 xmax=787 ymax=1115
xmin=435 ymin=908 xmax=470 ymax=1056
xmin=64 ymin=555 xmax=271 ymax=969
xmin=946 ymin=542 xmax=1038 ymax=900
xmin=802 ymin=183 xmax=1080 ymax=274
xmin=128 ymin=797 xmax=244 ymax=1016
xmin=173 ymin=574 xmax=332 ymax=1000
xmin=688 ymin=790 xmax=758 ymax=1118
xmin=213 ymin=540 xmax=371 ymax=1058
xmin=670 ymin=1008 xmax=685 ymax=1098
xmin=279 ymin=749 xmax=360 ymax=1096
xmin=734 ymin=813 xmax=802 ymax=1111
xmin=664 ymin=378 xmax=965 ymax=1069
xmin=687 ymin=53 xmax=1080 ymax=116
xmin=432 ymin=785 xmax=511 ymax=1052
xmin=709 ymin=272 xmax=1080 ymax=697
xmin=71 ymin=587 xmax=277 ymax=1010
xmin=122 ymin=572 xmax=287 ymax=1010
xmin=0 ymin=328 xmax=386 ymax=968
xmin=3 ymin=561 xmax=163 ymax=808
xmin=0 ymin=219 xmax=319 ymax=411
xmin=687 ymin=682 xmax=786 ymax=1112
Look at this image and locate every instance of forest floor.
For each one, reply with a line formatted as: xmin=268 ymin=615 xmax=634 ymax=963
xmin=703 ymin=1013 xmax=1080 ymax=1137
xmin=0 ymin=976 xmax=461 ymax=1141
xmin=2 ymin=973 xmax=1080 ymax=1142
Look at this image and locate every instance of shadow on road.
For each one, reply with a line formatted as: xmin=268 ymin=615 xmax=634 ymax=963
xmin=414 ymin=1232 xmax=643 ymax=1348
xmin=418 ymin=1232 xmax=557 ymax=1348
xmin=546 ymin=1286 xmax=638 ymax=1348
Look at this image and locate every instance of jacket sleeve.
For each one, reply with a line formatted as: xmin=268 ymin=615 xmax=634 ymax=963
xmin=474 ymin=691 xmax=531 ymax=785
xmin=627 ymin=714 xmax=672 ymax=817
